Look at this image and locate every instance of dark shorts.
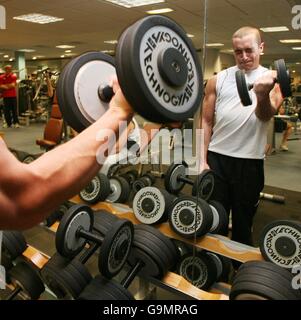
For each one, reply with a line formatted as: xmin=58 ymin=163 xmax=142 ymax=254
xmin=275 ymin=118 xmax=287 ymax=132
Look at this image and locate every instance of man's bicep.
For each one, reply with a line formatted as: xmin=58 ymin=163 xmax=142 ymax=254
xmin=202 ymin=79 xmax=217 ymax=124
xmin=271 ymin=84 xmax=284 ymax=113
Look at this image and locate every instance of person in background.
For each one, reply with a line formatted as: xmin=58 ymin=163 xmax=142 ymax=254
xmin=278 ymin=104 xmax=292 ymax=151
xmin=0 ymin=65 xmax=20 ymax=128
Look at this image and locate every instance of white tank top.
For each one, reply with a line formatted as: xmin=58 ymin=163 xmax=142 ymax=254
xmin=208 ymin=65 xmax=269 ymax=159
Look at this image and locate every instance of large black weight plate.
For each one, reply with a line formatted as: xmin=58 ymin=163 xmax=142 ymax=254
xmin=116 ymin=15 xmax=203 ymax=123
xmin=274 ymin=59 xmax=291 ymax=98
xmin=164 ymin=162 xmax=187 ymax=194
xmin=98 ymin=219 xmax=133 ymax=279
xmin=235 ymin=69 xmax=252 ymax=106
xmin=192 ymin=169 xmax=214 ymax=201
xmin=55 ymin=204 xmax=94 ymax=258
xmin=57 ymin=52 xmax=116 ymax=132
xmin=168 ymin=196 xmax=213 ymax=238
xmin=230 ymin=261 xmax=300 ymax=300
xmin=2 ymin=231 xmax=27 ymax=260
xmin=259 ymin=220 xmax=301 ymax=269
xmin=135 ymin=224 xmax=179 ymax=269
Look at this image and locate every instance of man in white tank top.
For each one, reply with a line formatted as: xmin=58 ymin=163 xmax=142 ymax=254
xmin=201 ymin=27 xmax=283 ymax=251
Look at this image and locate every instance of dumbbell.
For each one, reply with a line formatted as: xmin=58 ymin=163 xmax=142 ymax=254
xmin=55 ymin=204 xmax=134 ymax=279
xmin=132 ymin=186 xmax=176 ymax=224
xmin=177 ymin=250 xmax=232 ymax=290
xmin=6 ymin=260 xmax=45 ymax=300
xmin=1 ymin=231 xmax=28 ymax=283
xmin=235 ymin=59 xmax=291 ymax=106
xmin=119 ymin=169 xmax=138 ymax=186
xmin=164 ymin=161 xmax=214 ymax=201
xmin=168 ymin=195 xmax=228 ymax=238
xmin=132 ymin=173 xmax=156 ymax=193
xmin=230 ymin=261 xmax=301 ymax=300
xmin=80 ymin=173 xmax=131 ymax=204
xmin=78 ymin=224 xmax=180 ymax=300
xmin=56 ymin=15 xmax=203 ymax=132
xmin=79 ymin=172 xmax=111 ymax=204
xmin=259 ymin=219 xmax=301 ymax=270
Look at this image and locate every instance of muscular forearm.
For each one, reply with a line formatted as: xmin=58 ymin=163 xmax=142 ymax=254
xmin=255 ymin=95 xmax=277 ymax=122
xmin=0 ymin=108 xmax=132 ymax=229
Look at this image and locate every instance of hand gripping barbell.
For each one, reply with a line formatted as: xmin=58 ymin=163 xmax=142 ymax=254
xmin=55 ymin=204 xmax=134 ymax=279
xmin=56 ymin=15 xmax=203 ymax=132
xmin=235 ymin=59 xmax=291 ymax=106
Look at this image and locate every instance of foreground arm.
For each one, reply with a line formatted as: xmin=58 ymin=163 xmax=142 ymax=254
xmin=0 ymin=82 xmax=133 ymax=229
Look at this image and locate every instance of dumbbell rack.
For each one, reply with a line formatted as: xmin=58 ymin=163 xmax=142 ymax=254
xmin=43 ymin=211 xmax=229 ymax=300
xmin=68 ymin=195 xmax=263 ymax=264
xmin=40 ymin=194 xmax=265 ymax=300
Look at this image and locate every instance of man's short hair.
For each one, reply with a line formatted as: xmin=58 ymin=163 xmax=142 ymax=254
xmin=232 ymin=26 xmax=262 ymax=45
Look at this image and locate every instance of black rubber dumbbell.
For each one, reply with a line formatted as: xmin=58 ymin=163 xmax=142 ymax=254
xmin=79 ymin=173 xmax=111 ymax=204
xmin=132 ymin=186 xmax=176 ymax=224
xmin=132 ymin=173 xmax=156 ymax=193
xmin=78 ymin=225 xmax=180 ymax=300
xmin=6 ymin=260 xmax=45 ymax=300
xmin=230 ymin=261 xmax=301 ymax=300
xmin=164 ymin=161 xmax=214 ymax=201
xmin=168 ymin=195 xmax=228 ymax=238
xmin=2 ymin=231 xmax=28 ymax=283
xmin=55 ymin=204 xmax=134 ymax=279
xmin=177 ymin=250 xmax=232 ymax=290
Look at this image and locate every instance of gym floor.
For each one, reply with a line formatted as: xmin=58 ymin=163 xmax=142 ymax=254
xmin=1 ymin=118 xmax=301 ymax=300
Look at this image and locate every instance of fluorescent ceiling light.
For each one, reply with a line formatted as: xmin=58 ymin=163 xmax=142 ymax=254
xmin=104 ymin=0 xmax=165 ymax=8
xmin=3 ymin=55 xmax=9 ymax=58
xmin=280 ymin=39 xmax=301 ymax=44
xmin=147 ymin=8 xmax=173 ymax=14
xmin=101 ymin=50 xmax=115 ymax=54
xmin=221 ymin=49 xmax=234 ymax=53
xmin=13 ymin=13 xmax=64 ymax=24
xmin=260 ymin=26 xmax=289 ymax=32
xmin=206 ymin=43 xmax=224 ymax=47
xmin=60 ymin=55 xmax=65 ymax=58
xmin=292 ymin=47 xmax=301 ymax=50
xmin=56 ymin=45 xmax=75 ymax=49
xmin=9 ymin=58 xmax=14 ymax=61
xmin=65 ymin=50 xmax=72 ymax=53
xmin=18 ymin=49 xmax=36 ymax=52
xmin=104 ymin=40 xmax=118 ymax=44
xmin=296 ymin=62 xmax=301 ymax=65
xmin=32 ymin=57 xmax=37 ymax=60
xmin=187 ymin=34 xmax=194 ymax=38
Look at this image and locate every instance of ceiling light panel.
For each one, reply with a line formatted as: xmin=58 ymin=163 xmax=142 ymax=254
xmin=103 ymin=0 xmax=165 ymax=8
xmin=13 ymin=13 xmax=64 ymax=24
xmin=260 ymin=26 xmax=289 ymax=32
